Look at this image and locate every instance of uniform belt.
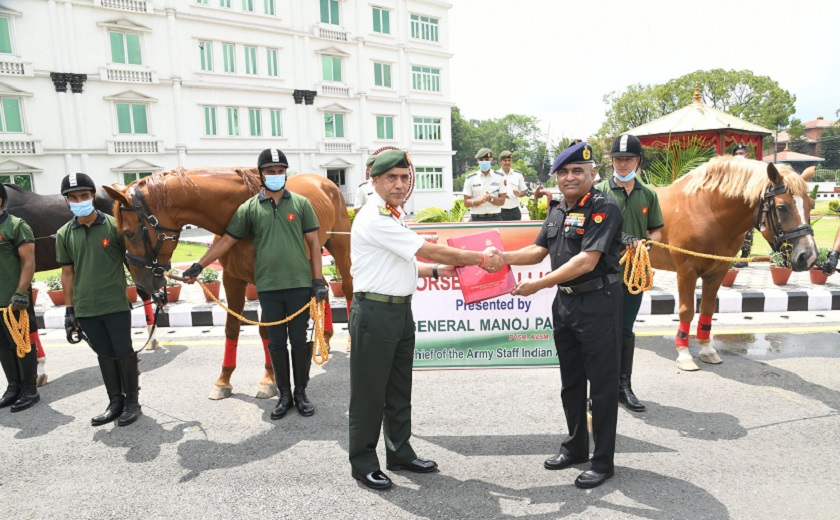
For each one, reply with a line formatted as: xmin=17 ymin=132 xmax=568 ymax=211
xmin=557 ymin=274 xmax=618 ymax=295
xmin=355 ymin=292 xmax=412 ymax=304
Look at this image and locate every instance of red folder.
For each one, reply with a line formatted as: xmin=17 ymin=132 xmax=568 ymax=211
xmin=447 ymin=230 xmax=515 ymax=304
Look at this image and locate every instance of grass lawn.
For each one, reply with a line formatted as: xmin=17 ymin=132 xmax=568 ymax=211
xmin=751 ymin=214 xmax=839 ymax=256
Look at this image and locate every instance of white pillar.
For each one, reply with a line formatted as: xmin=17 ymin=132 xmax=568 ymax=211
xmin=166 ymin=8 xmax=186 ymax=166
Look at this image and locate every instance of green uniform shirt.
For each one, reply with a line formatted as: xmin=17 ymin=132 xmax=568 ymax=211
xmin=55 ymin=211 xmax=131 ymax=318
xmin=225 ymin=189 xmax=319 ymax=292
xmin=596 ymin=177 xmax=664 ymax=240
xmin=0 ymin=211 xmax=35 ymax=304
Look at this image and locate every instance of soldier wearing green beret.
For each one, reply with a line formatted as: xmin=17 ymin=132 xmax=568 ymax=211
xmin=498 ymin=151 xmax=528 ymax=220
xmin=0 ymin=182 xmax=39 ymax=412
xmin=354 ymin=155 xmax=377 ymax=212
xmin=349 ymin=149 xmax=504 ymax=490
xmin=462 ymin=148 xmax=511 ymax=221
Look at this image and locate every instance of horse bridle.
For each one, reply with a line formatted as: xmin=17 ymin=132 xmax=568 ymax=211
xmin=121 ymin=186 xmax=180 ymax=281
xmin=753 ymin=183 xmax=813 ymax=251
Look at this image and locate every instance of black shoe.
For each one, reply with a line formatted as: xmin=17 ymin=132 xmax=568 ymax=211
xmin=0 ymin=349 xmax=22 ymax=408
xmin=619 ymin=336 xmax=646 ymax=413
xmin=291 ymin=346 xmax=314 ymax=416
xmin=116 ymin=354 xmax=142 ymax=427
xmin=0 ymin=385 xmax=21 ymax=408
xmin=575 ymin=469 xmax=614 ymax=489
xmin=271 ymin=388 xmax=294 ymax=420
xmin=353 ymin=470 xmax=393 ymax=490
xmin=544 ymin=452 xmax=589 ymax=470
xmin=733 ymin=262 xmax=748 ymax=268
xmin=386 ymin=458 xmax=438 ymax=473
xmin=619 ymin=379 xmax=646 ymax=413
xmin=269 ymin=349 xmax=293 ymax=420
xmin=92 ymin=357 xmax=124 ymax=426
xmin=293 ymin=388 xmax=314 ymax=416
xmin=11 ymin=347 xmax=39 ymax=412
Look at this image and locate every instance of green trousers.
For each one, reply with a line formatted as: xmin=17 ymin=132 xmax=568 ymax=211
xmin=348 ymin=296 xmax=417 ymax=475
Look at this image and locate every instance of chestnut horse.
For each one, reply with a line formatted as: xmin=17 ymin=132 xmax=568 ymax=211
xmin=649 ymin=157 xmax=818 ymax=371
xmin=103 ymin=169 xmax=353 ymax=398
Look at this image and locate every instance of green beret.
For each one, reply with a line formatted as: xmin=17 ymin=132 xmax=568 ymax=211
xmin=365 ymin=155 xmax=377 ymax=168
xmin=475 ymin=148 xmax=493 ymax=160
xmin=370 ymin=149 xmax=411 ymax=177
xmin=499 ymin=150 xmax=512 ymax=160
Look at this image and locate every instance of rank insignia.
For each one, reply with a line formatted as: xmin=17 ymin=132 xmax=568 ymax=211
xmin=592 ymin=213 xmax=606 ymax=224
xmin=577 ymin=192 xmax=591 ymax=207
xmin=101 ymin=238 xmax=110 ymax=247
xmin=642 ymin=206 xmax=649 ymax=215
xmin=379 ymin=206 xmax=391 ymax=216
xmin=287 ymin=212 xmax=296 ymax=221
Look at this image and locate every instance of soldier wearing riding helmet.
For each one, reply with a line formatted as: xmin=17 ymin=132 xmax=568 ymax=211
xmin=56 ymin=173 xmax=141 ymax=426
xmin=183 ymin=149 xmax=326 ymax=420
xmin=595 ymin=134 xmax=664 ymax=413
xmin=0 ymin=182 xmax=39 ymax=412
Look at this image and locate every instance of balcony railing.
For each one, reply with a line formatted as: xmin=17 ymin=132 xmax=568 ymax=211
xmin=97 ymin=0 xmax=150 ymax=13
xmin=101 ymin=66 xmax=156 ymax=84
xmin=0 ymin=60 xmax=26 ymax=76
xmin=322 ymin=142 xmax=352 ymax=154
xmin=320 ymin=83 xmax=350 ymax=97
xmin=108 ymin=140 xmax=162 ymax=154
xmin=0 ymin=140 xmax=41 ymax=155
xmin=318 ymin=26 xmax=349 ymax=41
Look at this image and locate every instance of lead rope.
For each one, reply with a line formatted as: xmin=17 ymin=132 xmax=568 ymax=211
xmin=165 ymin=273 xmax=329 ymax=365
xmin=1 ymin=307 xmax=30 ymax=358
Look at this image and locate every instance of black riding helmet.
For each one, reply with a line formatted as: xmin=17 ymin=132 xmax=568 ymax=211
xmin=60 ymin=173 xmax=97 ymax=195
xmin=257 ymin=148 xmax=289 ymax=172
xmin=610 ymin=134 xmax=643 ymax=158
xmin=0 ymin=182 xmax=6 ymax=206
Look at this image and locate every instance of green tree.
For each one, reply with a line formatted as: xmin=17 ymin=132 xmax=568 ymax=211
xmin=818 ymin=123 xmax=840 ymax=170
xmin=786 ymin=118 xmax=809 ymax=154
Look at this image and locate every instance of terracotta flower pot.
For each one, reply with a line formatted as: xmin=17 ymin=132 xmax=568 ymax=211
xmin=126 ymin=286 xmax=138 ymax=303
xmin=203 ymin=281 xmax=222 ymax=302
xmin=328 ymin=280 xmax=344 ymax=298
xmin=722 ymin=268 xmax=739 ymax=287
xmin=246 ymin=284 xmax=258 ymax=301
xmin=31 ymin=288 xmax=39 ymax=306
xmin=769 ymin=265 xmax=792 ymax=286
xmin=809 ymin=267 xmax=829 ymax=285
xmin=166 ymin=284 xmax=182 ymax=302
xmin=47 ymin=290 xmax=65 ymax=306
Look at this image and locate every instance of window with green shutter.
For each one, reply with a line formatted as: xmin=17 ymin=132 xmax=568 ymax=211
xmin=264 ymin=0 xmax=275 ymax=15
xmin=245 ymin=46 xmax=257 ymax=75
xmin=374 ymin=62 xmax=391 ymax=88
xmin=195 ymin=0 xmax=209 ymax=5
xmin=227 ymin=107 xmax=239 ymax=136
xmin=320 ymin=0 xmax=339 ymax=25
xmin=324 ymin=112 xmax=344 ymax=138
xmin=204 ymin=106 xmax=217 ymax=136
xmin=413 ymin=117 xmax=441 ymax=141
xmin=0 ymin=174 xmax=32 ymax=191
xmin=0 ymin=17 xmax=12 ymax=54
xmin=322 ymin=55 xmax=342 ymax=82
xmin=410 ymin=14 xmax=439 ymax=42
xmin=249 ymin=108 xmax=262 ymax=136
xmin=115 ymin=103 xmax=148 ymax=135
xmin=266 ymin=48 xmax=278 ymax=77
xmin=376 ymin=115 xmax=394 ymax=140
xmin=412 ymin=66 xmax=441 ymax=92
xmin=223 ymin=43 xmax=236 ymax=73
xmin=110 ymin=32 xmax=142 ymax=65
xmin=415 ymin=167 xmax=444 ymax=190
xmin=220 ymin=0 xmax=231 ymax=7
xmin=199 ymin=41 xmax=213 ymax=71
xmin=0 ymin=98 xmax=22 ymax=133
xmin=270 ymin=109 xmax=282 ymax=137
xmin=122 ymin=171 xmax=153 ymax=185
xmin=242 ymin=0 xmax=254 ymax=12
xmin=372 ymin=7 xmax=390 ymax=34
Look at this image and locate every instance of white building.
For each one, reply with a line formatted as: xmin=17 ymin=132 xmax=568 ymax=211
xmin=0 ymin=0 xmax=455 ymax=213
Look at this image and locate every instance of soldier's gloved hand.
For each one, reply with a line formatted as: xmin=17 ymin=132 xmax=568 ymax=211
xmin=64 ymin=306 xmax=82 ymax=344
xmin=620 ymin=233 xmax=640 ymax=249
xmin=9 ymin=290 xmax=29 ymax=311
xmin=182 ymin=262 xmax=203 ymax=283
xmin=823 ymin=250 xmax=839 ymax=275
xmin=311 ymin=279 xmax=328 ymax=303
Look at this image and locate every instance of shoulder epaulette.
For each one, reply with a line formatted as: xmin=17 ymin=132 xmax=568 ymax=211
xmin=378 ymin=206 xmax=391 ymax=216
xmin=359 ymin=181 xmax=368 ymax=187
xmin=465 ymin=172 xmax=477 ymax=178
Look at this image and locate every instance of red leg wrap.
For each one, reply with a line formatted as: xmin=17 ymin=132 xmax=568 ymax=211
xmin=223 ymin=338 xmax=238 ymax=367
xmin=696 ymin=314 xmax=713 ymax=341
xmin=262 ymin=338 xmax=271 ymax=365
xmin=675 ymin=321 xmax=691 ymax=348
xmin=31 ymin=331 xmax=45 ymax=358
xmin=142 ymin=299 xmax=154 ymax=326
xmin=324 ymin=301 xmax=334 ymax=333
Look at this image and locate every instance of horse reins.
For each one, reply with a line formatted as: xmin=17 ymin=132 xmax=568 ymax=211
xmin=753 ymin=183 xmax=813 ymax=252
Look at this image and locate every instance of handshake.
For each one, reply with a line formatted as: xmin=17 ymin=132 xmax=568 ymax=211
xmin=481 ymin=246 xmax=506 ymax=273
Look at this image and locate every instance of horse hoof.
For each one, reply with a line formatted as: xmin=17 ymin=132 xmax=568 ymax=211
xmin=145 ymin=339 xmax=159 ymax=351
xmin=255 ymin=384 xmax=277 ymax=399
xmin=208 ymin=385 xmax=233 ymax=400
xmin=699 ymin=352 xmax=723 ymax=364
xmin=676 ymin=358 xmax=700 ymax=371
xmin=36 ymin=373 xmax=49 ymax=387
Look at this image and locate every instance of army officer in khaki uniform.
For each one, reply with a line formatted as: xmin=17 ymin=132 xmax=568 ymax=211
xmin=462 ymin=148 xmax=510 ymax=222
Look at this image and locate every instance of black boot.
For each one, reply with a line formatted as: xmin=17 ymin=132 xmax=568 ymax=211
xmin=0 ymin=349 xmax=21 ymax=408
xmin=292 ymin=345 xmax=314 ymax=417
xmin=91 ymin=357 xmax=124 ymax=426
xmin=11 ymin=347 xmax=40 ymax=412
xmin=619 ymin=335 xmax=646 ymax=412
xmin=269 ymin=348 xmax=293 ymax=420
xmin=116 ymin=354 xmax=142 ymax=426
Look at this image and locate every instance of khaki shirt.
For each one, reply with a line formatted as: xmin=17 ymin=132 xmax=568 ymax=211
xmin=354 ymin=179 xmax=375 ymax=210
xmin=500 ymin=169 xmax=527 ymax=209
xmin=462 ymin=170 xmax=511 ymax=215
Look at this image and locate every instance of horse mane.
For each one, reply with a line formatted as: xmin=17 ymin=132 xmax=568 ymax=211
xmin=677 ymin=156 xmax=809 ymax=203
xmin=133 ymin=167 xmax=263 ymax=208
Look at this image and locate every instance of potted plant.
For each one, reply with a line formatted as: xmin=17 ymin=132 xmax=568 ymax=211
xmin=31 ymin=287 xmax=39 ymax=306
xmin=325 ymin=264 xmax=344 ymax=298
xmin=721 ymin=262 xmax=739 ymax=287
xmin=201 ymin=267 xmax=222 ymax=301
xmin=46 ymin=274 xmax=64 ymax=306
xmin=810 ymin=247 xmax=831 ymax=285
xmin=166 ymin=268 xmax=182 ymax=302
xmin=246 ymin=283 xmax=258 ymax=301
xmin=769 ymin=251 xmax=792 ymax=286
xmin=124 ymin=267 xmax=138 ymax=303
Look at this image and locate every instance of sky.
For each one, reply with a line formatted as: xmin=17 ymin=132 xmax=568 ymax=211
xmin=449 ymin=0 xmax=840 ymax=142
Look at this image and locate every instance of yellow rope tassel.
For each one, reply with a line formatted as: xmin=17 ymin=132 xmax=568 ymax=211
xmin=620 ymin=242 xmax=655 ymax=295
xmin=2 ymin=307 xmax=31 ymax=359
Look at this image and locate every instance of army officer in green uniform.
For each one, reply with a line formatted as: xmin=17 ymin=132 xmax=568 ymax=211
xmin=184 ymin=148 xmax=327 ymax=420
xmin=56 ymin=173 xmax=140 ymax=427
xmin=349 ymin=149 xmax=504 ymax=490
xmin=0 ymin=182 xmax=39 ymax=412
xmin=595 ymin=134 xmax=663 ymax=412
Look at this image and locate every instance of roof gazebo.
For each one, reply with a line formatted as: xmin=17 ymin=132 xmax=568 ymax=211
xmin=626 ymin=86 xmax=773 ymax=158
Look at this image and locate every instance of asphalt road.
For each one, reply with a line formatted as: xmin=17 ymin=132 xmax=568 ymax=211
xmin=1 ymin=314 xmax=839 ymax=519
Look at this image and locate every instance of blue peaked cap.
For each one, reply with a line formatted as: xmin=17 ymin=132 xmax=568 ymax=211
xmin=550 ymin=142 xmax=594 ymax=174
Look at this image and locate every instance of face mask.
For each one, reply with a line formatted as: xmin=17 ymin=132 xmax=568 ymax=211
xmin=479 ymin=161 xmax=492 ymax=172
xmin=69 ymin=199 xmax=95 ymax=218
xmin=613 ymin=169 xmax=636 ymax=182
xmin=734 ymin=154 xmax=747 ymax=160
xmin=264 ymin=174 xmax=286 ymax=191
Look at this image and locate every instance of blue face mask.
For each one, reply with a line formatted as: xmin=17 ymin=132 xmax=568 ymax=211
xmin=479 ymin=161 xmax=492 ymax=172
xmin=613 ymin=169 xmax=636 ymax=182
xmin=264 ymin=174 xmax=286 ymax=192
xmin=69 ymin=199 xmax=95 ymax=218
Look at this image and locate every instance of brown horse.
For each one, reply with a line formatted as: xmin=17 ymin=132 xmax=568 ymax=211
xmin=103 ymin=169 xmax=353 ymax=398
xmin=649 ymin=157 xmax=818 ymax=371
